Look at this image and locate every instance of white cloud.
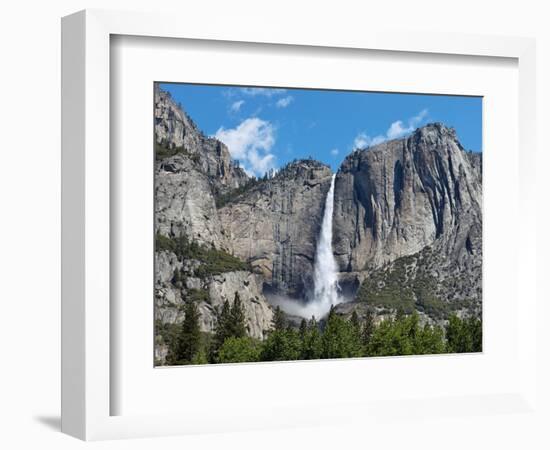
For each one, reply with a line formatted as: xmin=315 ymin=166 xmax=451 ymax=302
xmin=386 ymin=121 xmax=408 ymax=140
xmin=276 ymin=96 xmax=294 ymax=108
xmin=353 ymin=109 xmax=428 ymax=149
xmin=353 ymin=132 xmax=385 ymax=149
xmin=353 ymin=133 xmax=369 ymax=149
xmin=330 ymin=148 xmax=339 ymax=156
xmin=371 ymin=136 xmax=386 ymax=146
xmin=247 ymin=148 xmax=276 ymax=176
xmin=240 ymin=87 xmax=287 ymax=97
xmin=230 ymin=100 xmax=245 ymax=112
xmin=386 ymin=109 xmax=428 ymax=139
xmin=214 ymin=117 xmax=276 ymax=177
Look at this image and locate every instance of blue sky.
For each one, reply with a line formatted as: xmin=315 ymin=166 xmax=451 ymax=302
xmin=160 ymin=83 xmax=482 ymax=177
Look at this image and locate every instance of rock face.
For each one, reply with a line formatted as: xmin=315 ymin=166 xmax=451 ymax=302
xmin=219 ymin=160 xmax=333 ymax=298
xmin=333 ymin=123 xmax=482 ymax=314
xmin=155 ymin=250 xmax=272 ymax=339
xmin=155 ymin=85 xmax=248 ymax=248
xmin=208 ymin=272 xmax=274 ymax=338
xmin=155 ymin=85 xmax=248 ymax=194
xmin=156 ymin=155 xmax=229 ymax=249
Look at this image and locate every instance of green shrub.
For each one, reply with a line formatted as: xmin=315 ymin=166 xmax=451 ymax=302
xmin=193 ymin=248 xmax=249 ymax=277
xmin=155 ymin=141 xmax=193 ymax=161
xmin=214 ymin=177 xmax=263 ymax=208
xmin=155 ymin=320 xmax=179 ymax=362
xmin=356 ymin=253 xmax=452 ymax=319
xmin=414 ymin=283 xmax=449 ymax=319
xmin=185 ymin=288 xmax=210 ymax=304
xmin=446 ymin=315 xmax=482 ymax=353
xmin=355 ymin=260 xmax=416 ymax=314
xmin=217 ymin=337 xmax=262 ymax=363
xmin=190 ymin=347 xmax=209 ymax=365
xmin=155 ymin=232 xmax=176 ymax=253
xmin=260 ymin=328 xmax=302 ymax=361
xmin=155 ymin=233 xmax=249 ymax=278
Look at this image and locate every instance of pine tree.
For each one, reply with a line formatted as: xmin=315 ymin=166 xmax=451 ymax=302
xmin=272 ymin=306 xmax=286 ymax=331
xmin=362 ymin=309 xmax=375 ymax=348
xmin=301 ymin=316 xmax=322 ymax=360
xmin=349 ymin=310 xmax=363 ymax=355
xmin=259 ymin=306 xmax=302 ymax=362
xmin=446 ymin=315 xmax=482 ymax=353
xmin=260 ymin=327 xmax=301 ymax=362
xmin=212 ymin=293 xmax=248 ymax=362
xmin=212 ymin=300 xmax=232 ymax=360
xmin=322 ymin=309 xmax=362 ymax=359
xmin=172 ymin=300 xmax=201 ymax=364
xmin=446 ymin=314 xmax=469 ymax=353
xmin=299 ymin=318 xmax=308 ymax=340
xmin=350 ymin=311 xmax=361 ymax=335
xmin=414 ymin=323 xmax=446 ymax=355
xmin=468 ymin=316 xmax=482 ymax=352
xmin=229 ymin=291 xmax=247 ymax=338
xmin=172 ymin=268 xmax=181 ymax=286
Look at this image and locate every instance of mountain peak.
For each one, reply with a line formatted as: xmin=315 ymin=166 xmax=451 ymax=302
xmin=155 ymin=87 xmax=202 ymax=145
xmin=275 ymin=158 xmax=332 ymax=182
xmin=154 ymin=86 xmax=248 ymax=192
xmin=413 ymin=122 xmax=458 ymax=141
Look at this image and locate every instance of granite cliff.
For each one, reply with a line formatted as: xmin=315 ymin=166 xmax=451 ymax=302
xmin=219 ymin=160 xmax=333 ymax=299
xmin=333 ymin=123 xmax=482 ymax=271
xmin=333 ymin=124 xmax=482 ymax=320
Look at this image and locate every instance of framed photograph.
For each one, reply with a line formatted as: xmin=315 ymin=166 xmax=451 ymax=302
xmin=62 ymin=9 xmax=537 ymax=441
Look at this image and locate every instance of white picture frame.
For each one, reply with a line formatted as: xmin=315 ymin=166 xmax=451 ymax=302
xmin=61 ymin=9 xmax=537 ymax=441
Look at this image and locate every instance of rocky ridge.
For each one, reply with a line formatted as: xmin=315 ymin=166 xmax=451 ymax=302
xmin=155 ymin=84 xmax=248 ymax=194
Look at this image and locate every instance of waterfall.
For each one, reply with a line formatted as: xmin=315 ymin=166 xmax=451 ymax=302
xmin=311 ymin=174 xmax=340 ymax=314
xmin=268 ymin=174 xmax=341 ymax=320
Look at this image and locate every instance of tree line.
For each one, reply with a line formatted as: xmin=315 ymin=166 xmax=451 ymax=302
xmin=160 ymin=293 xmax=482 ymax=366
